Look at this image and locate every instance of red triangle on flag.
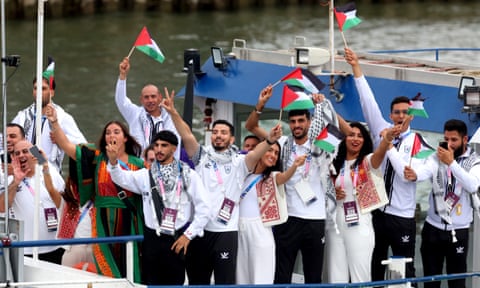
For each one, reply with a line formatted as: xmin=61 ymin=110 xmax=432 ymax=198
xmin=134 ymin=26 xmax=153 ymax=46
xmin=281 ymin=68 xmax=302 ymax=81
xmin=316 ymin=127 xmax=328 ymax=141
xmin=281 ymin=86 xmax=300 ymax=109
xmin=334 ymin=9 xmax=347 ymax=31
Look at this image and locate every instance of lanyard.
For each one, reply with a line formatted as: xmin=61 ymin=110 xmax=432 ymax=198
xmin=156 ymin=162 xmax=182 ymax=206
xmin=339 ymin=164 xmax=359 ymax=192
xmin=212 ymin=161 xmax=224 ymax=185
xmin=240 ymin=175 xmax=262 ymax=200
xmin=292 ymin=146 xmax=312 ymax=178
xmin=118 ymin=159 xmax=130 ymax=171
xmin=78 ymin=200 xmax=93 ymax=225
xmin=23 ymin=179 xmax=36 ymax=197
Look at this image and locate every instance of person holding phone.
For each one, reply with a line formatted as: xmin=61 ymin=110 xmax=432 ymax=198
xmin=0 ymin=140 xmax=65 ymax=264
xmin=421 ymin=119 xmax=480 ymax=288
xmin=45 ymin=103 xmax=145 ymax=283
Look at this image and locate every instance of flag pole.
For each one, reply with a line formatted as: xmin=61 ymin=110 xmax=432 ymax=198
xmin=271 ymin=79 xmax=281 ymax=88
xmin=126 ymin=46 xmax=135 ymax=59
xmin=278 ymin=109 xmax=283 ymax=123
xmin=341 ymin=31 xmax=348 ymax=48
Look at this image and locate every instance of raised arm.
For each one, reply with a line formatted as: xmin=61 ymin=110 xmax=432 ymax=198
xmin=245 ymin=85 xmax=272 ymax=140
xmin=160 ymin=88 xmax=199 ymax=158
xmin=275 ymin=154 xmax=307 ymax=185
xmin=42 ymin=160 xmax=62 ymax=208
xmin=45 ymin=103 xmax=77 ymax=160
xmin=0 ymin=157 xmax=24 ymax=212
xmin=370 ymin=127 xmax=395 ymax=169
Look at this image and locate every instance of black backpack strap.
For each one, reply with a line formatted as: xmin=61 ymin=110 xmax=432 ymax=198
xmin=149 ymin=169 xmax=165 ymax=222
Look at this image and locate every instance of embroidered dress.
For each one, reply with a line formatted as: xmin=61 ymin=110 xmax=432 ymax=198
xmin=73 ymin=145 xmax=144 ymax=282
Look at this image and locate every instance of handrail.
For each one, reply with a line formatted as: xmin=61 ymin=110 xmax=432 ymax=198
xmin=0 ymin=235 xmax=143 ymax=283
xmin=368 ymin=48 xmax=480 ymax=62
xmin=0 ymin=235 xmax=143 ymax=248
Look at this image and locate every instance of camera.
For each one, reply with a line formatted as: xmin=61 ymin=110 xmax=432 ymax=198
xmin=1 ymin=55 xmax=21 ymax=67
xmin=439 ymin=141 xmax=448 ymax=150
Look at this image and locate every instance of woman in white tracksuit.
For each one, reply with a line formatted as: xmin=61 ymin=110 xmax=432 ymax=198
xmin=236 ymin=137 xmax=306 ymax=284
xmin=326 ymin=121 xmax=394 ymax=283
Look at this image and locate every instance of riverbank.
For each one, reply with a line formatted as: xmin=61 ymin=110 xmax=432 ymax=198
xmin=5 ymin=0 xmax=478 ymax=19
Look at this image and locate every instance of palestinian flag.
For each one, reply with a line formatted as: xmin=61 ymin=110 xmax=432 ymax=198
xmin=133 ymin=26 xmax=165 ymax=63
xmin=334 ymin=2 xmax=362 ymax=31
xmin=411 ymin=133 xmax=435 ymax=159
xmin=314 ymin=124 xmax=344 ymax=153
xmin=281 ymin=68 xmax=325 ymax=94
xmin=408 ymin=93 xmax=429 ymax=118
xmin=281 ymin=85 xmax=315 ymax=111
xmin=42 ymin=57 xmax=54 ymax=89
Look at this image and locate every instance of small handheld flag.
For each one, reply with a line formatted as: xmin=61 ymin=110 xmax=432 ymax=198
xmin=42 ymin=56 xmax=55 ymax=90
xmin=408 ymin=93 xmax=429 ymax=118
xmin=334 ymin=2 xmax=362 ymax=47
xmin=281 ymin=86 xmax=315 ymax=111
xmin=128 ymin=26 xmax=165 ymax=63
xmin=334 ymin=2 xmax=362 ymax=32
xmin=281 ymin=68 xmax=326 ymax=94
xmin=314 ymin=124 xmax=344 ymax=153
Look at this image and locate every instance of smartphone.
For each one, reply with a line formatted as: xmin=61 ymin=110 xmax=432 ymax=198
xmin=439 ymin=141 xmax=448 ymax=150
xmin=29 ymin=145 xmax=46 ymax=165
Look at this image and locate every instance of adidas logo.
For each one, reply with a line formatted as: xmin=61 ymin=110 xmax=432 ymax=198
xmin=456 ymin=246 xmax=465 ymax=254
xmin=220 ymin=252 xmax=229 ymax=260
xmin=401 ymin=235 xmax=410 ymax=243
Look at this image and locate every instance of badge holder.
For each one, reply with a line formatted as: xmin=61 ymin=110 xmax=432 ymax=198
xmin=160 ymin=208 xmax=177 ymax=236
xmin=294 ymin=179 xmax=317 ymax=205
xmin=217 ymin=197 xmax=235 ymax=225
xmin=343 ymin=201 xmax=359 ymax=227
xmin=445 ymin=192 xmax=460 ymax=214
xmin=44 ymin=207 xmax=58 ymax=232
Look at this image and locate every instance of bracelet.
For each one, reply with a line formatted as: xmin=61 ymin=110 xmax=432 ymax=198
xmin=266 ymin=138 xmax=275 ymax=145
xmin=254 ymin=108 xmax=262 ymax=115
xmin=43 ymin=169 xmax=50 ymax=175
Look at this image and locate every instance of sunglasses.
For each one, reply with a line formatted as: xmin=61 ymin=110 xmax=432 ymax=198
xmin=392 ymin=109 xmax=409 ymax=115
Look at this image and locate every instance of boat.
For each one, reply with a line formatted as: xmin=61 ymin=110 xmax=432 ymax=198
xmin=176 ymin=34 xmax=480 ymax=288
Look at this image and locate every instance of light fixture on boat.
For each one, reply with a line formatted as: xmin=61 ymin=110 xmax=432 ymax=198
xmin=295 ymin=47 xmax=330 ymax=66
xmin=458 ymin=76 xmax=475 ymax=99
xmin=211 ymin=46 xmax=229 ymax=70
xmin=463 ymin=86 xmax=480 ymax=113
xmin=183 ymin=48 xmax=204 ymax=76
xmin=1 ymin=55 xmax=20 ymax=67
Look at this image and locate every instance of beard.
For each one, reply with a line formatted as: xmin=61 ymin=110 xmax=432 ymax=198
xmin=454 ymin=143 xmax=465 ymax=159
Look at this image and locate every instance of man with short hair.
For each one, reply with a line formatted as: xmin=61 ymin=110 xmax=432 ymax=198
xmin=242 ymin=135 xmax=260 ymax=152
xmin=421 ymin=119 xmax=480 ymax=288
xmin=245 ymin=85 xmax=338 ymax=284
xmin=0 ymin=140 xmax=65 ymax=264
xmin=107 ymin=130 xmax=211 ymax=285
xmin=161 ymin=90 xmax=282 ymax=285
xmin=115 ymin=57 xmax=180 ymax=158
xmin=12 ymin=77 xmax=86 ymax=171
xmin=345 ymin=47 xmax=433 ymax=283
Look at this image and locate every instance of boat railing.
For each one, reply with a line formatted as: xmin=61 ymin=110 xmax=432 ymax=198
xmin=368 ymin=47 xmax=480 ymax=62
xmin=0 ymin=235 xmax=143 ymax=285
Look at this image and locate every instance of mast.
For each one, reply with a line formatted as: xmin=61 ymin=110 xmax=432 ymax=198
xmin=32 ymin=0 xmax=46 ymax=261
xmin=329 ymin=0 xmax=335 ymax=74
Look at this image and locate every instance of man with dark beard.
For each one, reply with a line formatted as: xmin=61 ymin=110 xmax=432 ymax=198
xmin=160 ymin=91 xmax=282 ymax=284
xmin=12 ymin=76 xmax=86 ymax=172
xmin=107 ymin=130 xmax=211 ymax=285
xmin=245 ymin=86 xmax=339 ymax=284
xmin=421 ymin=119 xmax=480 ymax=288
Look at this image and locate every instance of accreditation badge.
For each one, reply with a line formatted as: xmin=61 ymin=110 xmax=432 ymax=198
xmin=343 ymin=201 xmax=359 ymax=227
xmin=160 ymin=208 xmax=177 ymax=236
xmin=44 ymin=207 xmax=58 ymax=232
xmin=445 ymin=192 xmax=460 ymax=213
xmin=217 ymin=197 xmax=235 ymax=225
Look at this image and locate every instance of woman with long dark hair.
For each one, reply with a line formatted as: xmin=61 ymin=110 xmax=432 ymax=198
xmin=46 ymin=103 xmax=144 ymax=282
xmin=326 ymin=121 xmax=394 ymax=283
xmin=237 ymin=128 xmax=306 ymax=284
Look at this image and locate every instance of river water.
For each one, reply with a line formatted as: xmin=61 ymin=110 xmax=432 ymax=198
xmin=3 ymin=2 xmax=480 ymax=142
